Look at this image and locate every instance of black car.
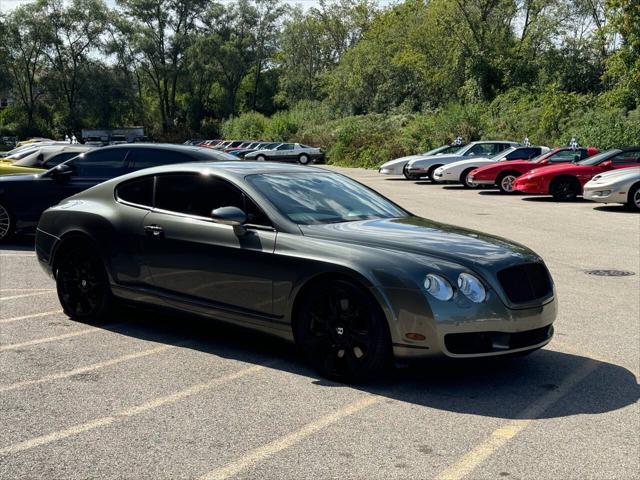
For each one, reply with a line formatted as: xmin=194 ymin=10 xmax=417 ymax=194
xmin=36 ymin=162 xmax=556 ymax=381
xmin=0 ymin=144 xmax=238 ymax=241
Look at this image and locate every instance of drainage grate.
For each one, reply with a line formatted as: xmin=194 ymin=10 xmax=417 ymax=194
xmin=586 ymin=269 xmax=635 ymax=277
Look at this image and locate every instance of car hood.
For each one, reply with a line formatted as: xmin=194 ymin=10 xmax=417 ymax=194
xmin=524 ymin=163 xmax=587 ymax=177
xmin=473 ymin=160 xmax=532 ymax=173
xmin=407 ymin=154 xmax=465 ymax=167
xmin=440 ymin=157 xmax=493 ymax=170
xmin=380 ymin=154 xmax=428 ymax=168
xmin=300 ymin=217 xmax=539 ymax=270
xmin=590 ymin=167 xmax=640 ymax=183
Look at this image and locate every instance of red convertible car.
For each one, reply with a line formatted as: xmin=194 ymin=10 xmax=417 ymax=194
xmin=513 ymin=147 xmax=640 ymax=200
xmin=468 ymin=147 xmax=599 ymax=193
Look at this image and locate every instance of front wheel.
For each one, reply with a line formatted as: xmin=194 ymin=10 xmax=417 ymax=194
xmin=461 ymin=168 xmax=479 ymax=188
xmin=497 ymin=172 xmax=519 ymax=194
xmin=551 ymin=177 xmax=580 ymax=201
xmin=627 ymin=183 xmax=640 ymax=212
xmin=256 ymin=154 xmax=266 ymax=162
xmin=427 ymin=165 xmax=443 ymax=182
xmin=293 ymin=280 xmax=391 ymax=382
xmin=0 ymin=202 xmax=14 ymax=242
xmin=56 ymin=244 xmax=114 ymax=322
xmin=403 ymin=165 xmax=420 ymax=180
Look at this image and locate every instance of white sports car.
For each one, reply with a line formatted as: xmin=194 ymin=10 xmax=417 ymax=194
xmin=432 ymin=146 xmax=549 ymax=188
xmin=378 ymin=144 xmax=466 ymax=178
xmin=244 ymin=143 xmax=324 ymax=164
xmin=583 ymin=167 xmax=640 ymax=211
xmin=404 ymin=141 xmax=520 ymax=181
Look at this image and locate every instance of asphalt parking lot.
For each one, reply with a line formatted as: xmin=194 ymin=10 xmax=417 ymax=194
xmin=1 ymin=166 xmax=638 ymax=480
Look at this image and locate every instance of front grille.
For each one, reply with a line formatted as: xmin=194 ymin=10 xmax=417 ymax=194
xmin=445 ymin=325 xmax=553 ymax=354
xmin=497 ymin=262 xmax=552 ymax=304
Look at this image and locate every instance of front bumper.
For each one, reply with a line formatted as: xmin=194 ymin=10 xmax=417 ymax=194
xmin=583 ymin=186 xmax=627 ymax=204
xmin=514 ymin=178 xmax=547 ymax=194
xmin=466 ymin=175 xmax=494 ymax=186
xmin=383 ymin=285 xmax=557 ymax=360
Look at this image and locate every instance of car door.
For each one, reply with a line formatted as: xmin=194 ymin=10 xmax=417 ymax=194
xmin=272 ymin=143 xmax=295 ymax=162
xmin=141 ymin=172 xmax=277 ymax=316
xmin=24 ymin=148 xmax=129 ymax=225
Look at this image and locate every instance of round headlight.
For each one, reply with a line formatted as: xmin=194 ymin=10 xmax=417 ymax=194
xmin=424 ymin=274 xmax=453 ymax=301
xmin=457 ymin=273 xmax=486 ymax=303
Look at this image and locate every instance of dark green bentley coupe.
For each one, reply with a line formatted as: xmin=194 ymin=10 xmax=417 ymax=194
xmin=36 ymin=162 xmax=556 ymax=381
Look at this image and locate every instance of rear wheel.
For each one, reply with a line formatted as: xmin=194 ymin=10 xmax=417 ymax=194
xmin=497 ymin=172 xmax=520 ymax=194
xmin=293 ymin=279 xmax=391 ymax=382
xmin=0 ymin=202 xmax=13 ymax=242
xmin=55 ymin=243 xmax=115 ymax=322
xmin=298 ymin=154 xmax=310 ymax=165
xmin=427 ymin=165 xmax=443 ymax=182
xmin=461 ymin=168 xmax=479 ymax=188
xmin=551 ymin=177 xmax=580 ymax=201
xmin=627 ymin=183 xmax=640 ymax=211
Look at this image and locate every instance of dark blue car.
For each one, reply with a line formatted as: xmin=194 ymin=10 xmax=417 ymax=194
xmin=0 ymin=144 xmax=237 ymax=241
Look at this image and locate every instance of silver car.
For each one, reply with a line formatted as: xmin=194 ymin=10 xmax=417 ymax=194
xmin=583 ymin=167 xmax=640 ymax=211
xmin=244 ymin=143 xmax=324 ymax=165
xmin=405 ymin=141 xmax=519 ymax=181
xmin=378 ymin=144 xmax=467 ymax=178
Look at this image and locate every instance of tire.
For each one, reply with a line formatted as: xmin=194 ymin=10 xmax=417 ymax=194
xmin=55 ymin=242 xmax=115 ymax=322
xmin=550 ymin=177 xmax=580 ymax=201
xmin=402 ymin=165 xmax=420 ymax=180
xmin=298 ymin=154 xmax=310 ymax=165
xmin=497 ymin=172 xmax=520 ymax=194
xmin=627 ymin=183 xmax=640 ymax=212
xmin=0 ymin=201 xmax=14 ymax=242
xmin=293 ymin=279 xmax=391 ymax=383
xmin=256 ymin=154 xmax=266 ymax=162
xmin=427 ymin=165 xmax=443 ymax=182
xmin=461 ymin=168 xmax=479 ymax=189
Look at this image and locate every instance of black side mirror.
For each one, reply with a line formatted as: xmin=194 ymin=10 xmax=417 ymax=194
xmin=211 ymin=206 xmax=248 ymax=236
xmin=52 ymin=163 xmax=73 ymax=181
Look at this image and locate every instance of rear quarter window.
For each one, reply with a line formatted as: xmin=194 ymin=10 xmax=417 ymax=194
xmin=116 ymin=176 xmax=154 ymax=207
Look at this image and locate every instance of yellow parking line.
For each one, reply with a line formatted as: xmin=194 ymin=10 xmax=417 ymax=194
xmin=0 ymin=363 xmax=268 ymax=455
xmin=0 ymin=291 xmax=55 ymax=301
xmin=0 ymin=310 xmax=64 ymax=325
xmin=434 ymin=359 xmax=599 ymax=480
xmin=0 ymin=344 xmax=174 ymax=393
xmin=199 ymin=395 xmax=384 ymax=480
xmin=0 ymin=329 xmax=96 ymax=352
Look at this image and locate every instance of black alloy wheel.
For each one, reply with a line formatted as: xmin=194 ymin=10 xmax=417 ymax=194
xmin=56 ymin=245 xmax=113 ymax=321
xmin=0 ymin=202 xmax=13 ymax=241
xmin=294 ymin=280 xmax=391 ymax=382
xmin=551 ymin=177 xmax=580 ymax=201
xmin=628 ymin=184 xmax=640 ymax=212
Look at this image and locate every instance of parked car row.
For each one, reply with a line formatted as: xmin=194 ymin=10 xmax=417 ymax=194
xmin=192 ymin=139 xmax=325 ymax=164
xmin=380 ymin=142 xmax=640 ymax=211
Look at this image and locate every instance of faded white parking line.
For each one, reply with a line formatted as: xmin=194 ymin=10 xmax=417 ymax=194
xmin=0 ymin=288 xmax=53 ymax=292
xmin=0 ymin=253 xmax=37 ymax=257
xmin=434 ymin=359 xmax=599 ymax=480
xmin=0 ymin=344 xmax=174 ymax=393
xmin=0 ymin=310 xmax=64 ymax=325
xmin=0 ymin=329 xmax=97 ymax=352
xmin=199 ymin=395 xmax=384 ymax=480
xmin=0 ymin=363 xmax=268 ymax=455
xmin=0 ymin=291 xmax=55 ymax=301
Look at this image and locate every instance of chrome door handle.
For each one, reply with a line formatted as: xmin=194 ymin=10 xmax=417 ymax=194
xmin=144 ymin=225 xmax=164 ymax=238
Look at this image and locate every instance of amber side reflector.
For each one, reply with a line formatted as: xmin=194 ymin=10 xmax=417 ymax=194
xmin=406 ymin=333 xmax=426 ymax=341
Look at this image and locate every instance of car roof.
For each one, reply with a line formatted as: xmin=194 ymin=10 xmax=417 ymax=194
xmin=96 ymin=143 xmax=231 ymax=159
xmin=119 ymin=161 xmax=327 ymax=178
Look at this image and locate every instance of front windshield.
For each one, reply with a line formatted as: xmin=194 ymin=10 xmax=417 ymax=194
xmin=247 ymin=172 xmax=409 ymax=225
xmin=493 ymin=147 xmax=516 ymax=160
xmin=425 ymin=144 xmax=466 ymax=155
xmin=578 ymin=149 xmax=619 ymax=166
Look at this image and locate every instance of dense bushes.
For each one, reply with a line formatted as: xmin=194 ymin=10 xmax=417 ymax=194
xmin=221 ymin=88 xmax=640 ymax=168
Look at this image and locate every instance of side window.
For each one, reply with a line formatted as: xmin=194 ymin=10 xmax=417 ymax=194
xmin=277 ymin=144 xmax=294 ymax=151
xmin=128 ymin=148 xmax=192 ymax=170
xmin=69 ymin=149 xmax=128 ymax=177
xmin=44 ymin=152 xmax=80 ymax=168
xmin=155 ymin=173 xmax=271 ymax=226
xmin=611 ymin=151 xmax=640 ymax=164
xmin=116 ymin=176 xmax=154 ymax=207
xmin=548 ymin=150 xmax=579 ymax=163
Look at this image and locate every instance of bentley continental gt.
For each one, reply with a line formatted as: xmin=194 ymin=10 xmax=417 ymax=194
xmin=36 ymin=163 xmax=557 ymax=381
